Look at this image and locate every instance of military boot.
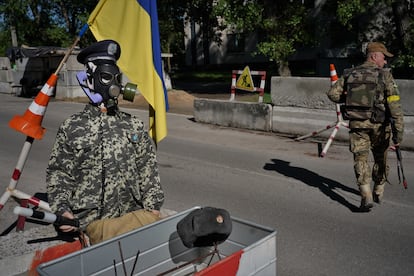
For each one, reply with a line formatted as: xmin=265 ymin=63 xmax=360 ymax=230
xmin=373 ymin=183 xmax=385 ymax=204
xmin=359 ymin=185 xmax=374 ymax=212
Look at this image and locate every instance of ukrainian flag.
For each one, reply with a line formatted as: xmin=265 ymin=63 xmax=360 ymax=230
xmin=88 ymin=0 xmax=168 ymax=143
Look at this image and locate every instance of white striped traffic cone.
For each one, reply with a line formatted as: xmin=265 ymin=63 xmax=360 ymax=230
xmin=9 ymin=74 xmax=58 ymax=139
xmin=330 ymin=64 xmax=338 ymax=86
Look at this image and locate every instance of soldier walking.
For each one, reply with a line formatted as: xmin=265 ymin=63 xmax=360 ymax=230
xmin=327 ymin=42 xmax=404 ymax=212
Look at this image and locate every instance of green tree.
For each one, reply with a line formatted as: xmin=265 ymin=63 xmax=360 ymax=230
xmin=158 ymin=0 xmax=187 ymax=67
xmin=0 ymin=0 xmax=96 ymax=55
xmin=215 ymin=0 xmax=314 ymax=76
xmin=182 ymin=0 xmax=226 ymax=66
xmin=335 ymin=0 xmax=414 ymax=77
xmin=257 ymin=1 xmax=314 ymax=76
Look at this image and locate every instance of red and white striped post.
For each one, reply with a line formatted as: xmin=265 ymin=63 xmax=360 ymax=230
xmin=295 ymin=64 xmax=349 ymax=157
xmin=319 ymin=64 xmax=349 ymax=157
xmin=0 ymin=25 xmax=87 ymax=231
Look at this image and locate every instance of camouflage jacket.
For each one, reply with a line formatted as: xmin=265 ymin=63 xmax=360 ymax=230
xmin=327 ymin=61 xmax=404 ymax=143
xmin=46 ymin=104 xmax=164 ymax=229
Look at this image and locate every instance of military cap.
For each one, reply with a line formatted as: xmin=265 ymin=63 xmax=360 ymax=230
xmin=77 ymin=39 xmax=121 ymax=64
xmin=367 ymin=42 xmax=393 ymax=57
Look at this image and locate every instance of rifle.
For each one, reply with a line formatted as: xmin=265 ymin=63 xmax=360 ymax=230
xmin=390 ymin=118 xmax=408 ymax=189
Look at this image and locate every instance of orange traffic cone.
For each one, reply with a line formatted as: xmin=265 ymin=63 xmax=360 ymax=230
xmin=330 ymin=64 xmax=338 ymax=86
xmin=9 ymin=74 xmax=58 ymax=140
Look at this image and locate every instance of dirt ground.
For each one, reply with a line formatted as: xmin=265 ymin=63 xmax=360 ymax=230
xmin=118 ymin=89 xmax=200 ymax=115
xmin=64 ymin=86 xmax=256 ymax=116
xmin=117 ymin=89 xmax=254 ymax=115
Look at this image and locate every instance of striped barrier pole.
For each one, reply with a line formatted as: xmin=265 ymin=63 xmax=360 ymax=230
xmin=0 ymin=24 xmax=89 ymax=232
xmin=229 ymin=71 xmax=237 ymax=101
xmin=10 ymin=189 xmax=51 ymax=212
xmin=319 ymin=103 xmax=349 ymax=157
xmin=255 ymin=70 xmax=266 ymax=103
xmin=13 ymin=207 xmax=78 ymax=227
xmin=319 ymin=64 xmax=349 ymax=157
xmin=295 ymin=64 xmax=349 ymax=157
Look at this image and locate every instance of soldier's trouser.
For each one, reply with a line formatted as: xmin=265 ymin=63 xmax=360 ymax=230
xmin=349 ymin=124 xmax=390 ymax=197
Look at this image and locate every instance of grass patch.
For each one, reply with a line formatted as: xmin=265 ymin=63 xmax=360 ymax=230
xmin=172 ymin=69 xmax=231 ymax=82
xmin=234 ymin=92 xmax=272 ymax=104
xmin=171 ymin=67 xmax=273 ymax=96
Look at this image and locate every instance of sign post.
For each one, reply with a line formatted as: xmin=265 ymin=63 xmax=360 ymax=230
xmin=230 ymin=66 xmax=266 ymax=102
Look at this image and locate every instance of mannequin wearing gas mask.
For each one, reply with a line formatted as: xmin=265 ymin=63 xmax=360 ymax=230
xmin=76 ymin=40 xmax=136 ymax=115
xmin=46 ymin=40 xmax=164 ymax=242
xmin=84 ymin=60 xmax=122 ymax=114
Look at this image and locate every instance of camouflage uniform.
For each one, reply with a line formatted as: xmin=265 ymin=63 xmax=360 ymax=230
xmin=327 ymin=61 xmax=404 ymax=207
xmin=46 ymin=104 xmax=164 ymax=230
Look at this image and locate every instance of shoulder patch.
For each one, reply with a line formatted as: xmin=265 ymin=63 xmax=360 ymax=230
xmin=130 ymin=133 xmax=139 ymax=143
xmin=387 ymin=95 xmax=400 ymax=102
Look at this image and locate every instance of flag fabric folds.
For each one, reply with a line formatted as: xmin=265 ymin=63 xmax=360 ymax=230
xmin=88 ymin=0 xmax=168 ymax=143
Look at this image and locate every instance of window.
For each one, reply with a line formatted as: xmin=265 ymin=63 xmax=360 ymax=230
xmin=227 ymin=33 xmax=245 ymax=53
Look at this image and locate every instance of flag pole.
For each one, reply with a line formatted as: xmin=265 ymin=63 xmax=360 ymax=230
xmin=54 ymin=23 xmax=89 ymax=75
xmin=149 ymin=105 xmax=157 ymax=148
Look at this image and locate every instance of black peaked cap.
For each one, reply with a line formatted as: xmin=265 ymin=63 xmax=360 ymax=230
xmin=77 ymin=40 xmax=121 ymax=64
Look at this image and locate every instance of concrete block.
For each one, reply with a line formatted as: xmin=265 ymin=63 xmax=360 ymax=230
xmin=194 ymin=99 xmax=273 ymax=131
xmin=396 ymin=79 xmax=414 ymax=116
xmin=271 ymin=76 xmax=334 ymax=109
xmin=401 ymin=116 xmax=414 ymax=150
xmin=57 ymin=70 xmax=82 ymax=86
xmin=271 ymin=76 xmax=414 ymax=116
xmin=0 ymin=82 xmax=12 ymax=94
xmin=62 ymin=54 xmax=84 ymax=69
xmin=272 ymin=106 xmax=349 ymax=141
xmin=0 ymin=57 xmax=11 ymax=68
xmin=55 ymin=86 xmax=84 ymax=99
xmin=0 ymin=69 xmax=14 ymax=83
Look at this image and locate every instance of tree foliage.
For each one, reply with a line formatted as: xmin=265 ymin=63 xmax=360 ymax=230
xmin=257 ymin=1 xmax=314 ymax=76
xmin=157 ymin=0 xmax=186 ymax=58
xmin=214 ymin=0 xmax=314 ymax=76
xmin=0 ymin=0 xmax=414 ymax=77
xmin=335 ymin=0 xmax=414 ymax=77
xmin=0 ymin=0 xmax=97 ymax=54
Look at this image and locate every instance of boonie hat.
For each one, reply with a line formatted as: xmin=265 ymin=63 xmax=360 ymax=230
xmin=77 ymin=40 xmax=121 ymax=64
xmin=367 ymin=42 xmax=393 ymax=57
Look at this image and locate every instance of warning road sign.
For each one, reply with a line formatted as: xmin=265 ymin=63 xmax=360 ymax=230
xmin=236 ymin=66 xmax=255 ymax=92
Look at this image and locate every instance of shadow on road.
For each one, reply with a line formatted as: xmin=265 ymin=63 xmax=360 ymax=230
xmin=263 ymin=158 xmax=361 ymax=212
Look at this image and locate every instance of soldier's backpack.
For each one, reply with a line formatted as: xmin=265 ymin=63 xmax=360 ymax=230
xmin=342 ymin=66 xmax=387 ymax=122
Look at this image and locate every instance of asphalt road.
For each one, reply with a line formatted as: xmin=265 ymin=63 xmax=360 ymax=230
xmin=0 ymin=93 xmax=413 ymax=276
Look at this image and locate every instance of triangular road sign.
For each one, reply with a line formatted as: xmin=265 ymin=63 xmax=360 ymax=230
xmin=236 ymin=66 xmax=255 ymax=92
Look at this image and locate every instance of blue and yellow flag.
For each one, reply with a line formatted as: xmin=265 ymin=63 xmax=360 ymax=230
xmin=88 ymin=0 xmax=168 ymax=143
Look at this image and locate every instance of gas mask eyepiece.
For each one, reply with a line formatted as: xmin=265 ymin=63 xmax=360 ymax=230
xmin=76 ymin=70 xmax=138 ymax=104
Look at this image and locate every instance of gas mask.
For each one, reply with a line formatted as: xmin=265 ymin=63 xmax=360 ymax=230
xmin=76 ymin=61 xmax=137 ymax=114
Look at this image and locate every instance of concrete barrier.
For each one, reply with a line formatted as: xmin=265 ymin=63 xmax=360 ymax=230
xmin=271 ymin=76 xmax=414 ymax=115
xmin=271 ymin=76 xmax=414 ymax=150
xmin=194 ymin=99 xmax=273 ymax=132
xmin=193 ymin=76 xmax=414 ymax=150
